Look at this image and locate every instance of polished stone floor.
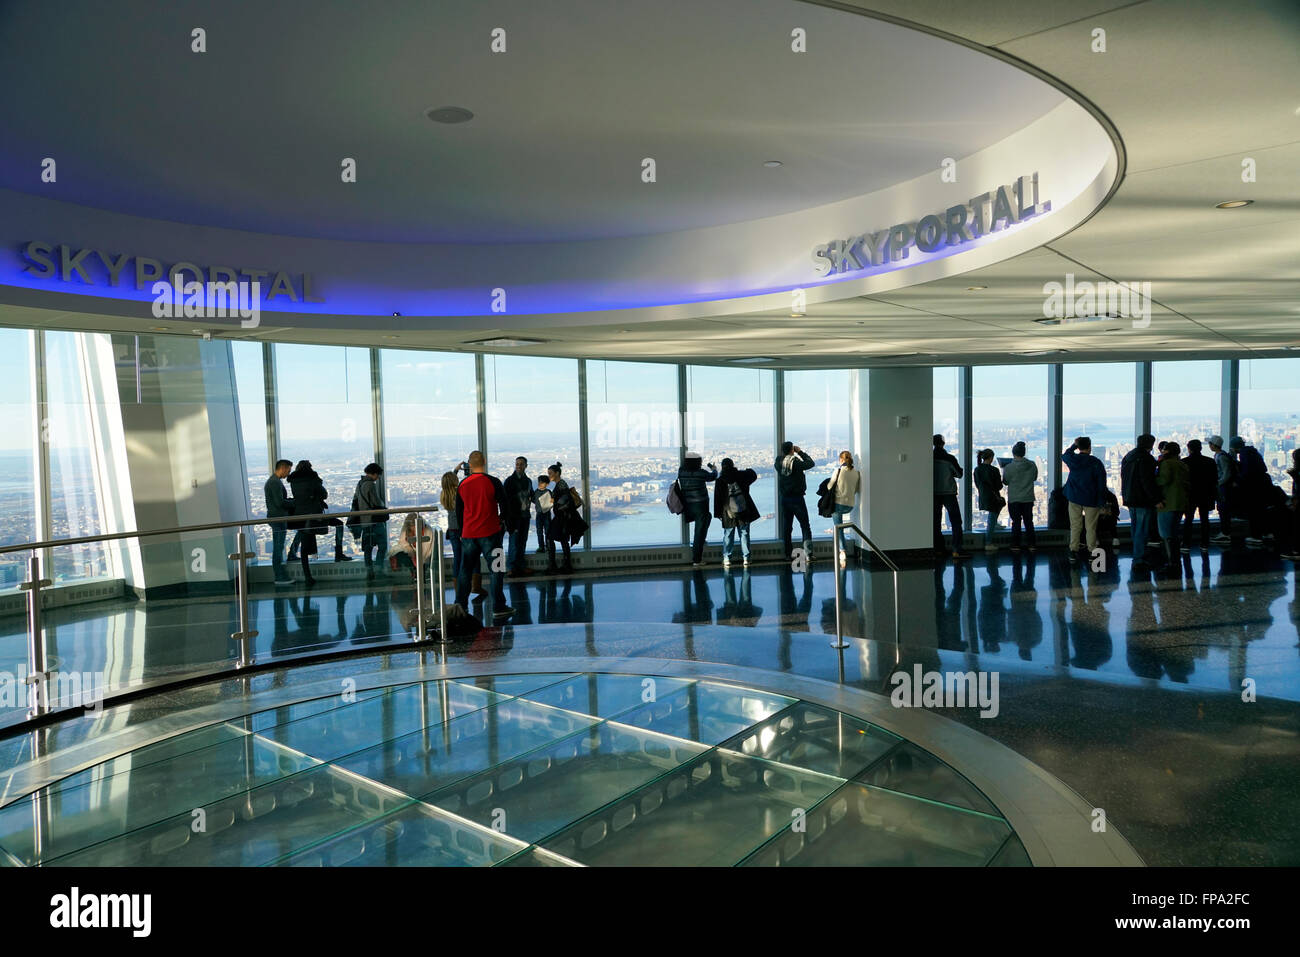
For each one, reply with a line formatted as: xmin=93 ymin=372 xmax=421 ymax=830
xmin=1 ymin=544 xmax=1298 ymax=865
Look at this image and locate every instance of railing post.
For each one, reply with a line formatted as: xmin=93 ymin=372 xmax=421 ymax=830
xmin=434 ymin=526 xmax=448 ymax=641
xmin=831 ymin=524 xmax=848 ymax=649
xmin=413 ymin=516 xmax=425 ymax=641
xmin=22 ymin=555 xmax=52 ymax=718
xmin=228 ymin=530 xmax=258 ymax=669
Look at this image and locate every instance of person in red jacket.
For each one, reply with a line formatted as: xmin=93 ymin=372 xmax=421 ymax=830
xmin=453 ymin=450 xmax=514 ymax=620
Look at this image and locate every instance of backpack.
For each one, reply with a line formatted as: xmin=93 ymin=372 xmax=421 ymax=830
xmin=666 ymin=480 xmax=685 ymax=515
xmin=1048 ymin=487 xmax=1070 ymax=530
xmin=347 ymin=493 xmax=364 ymax=540
xmin=724 ymin=481 xmax=747 ymax=521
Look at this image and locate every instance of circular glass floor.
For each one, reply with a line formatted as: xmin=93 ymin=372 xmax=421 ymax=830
xmin=0 ymin=672 xmax=1029 ymax=866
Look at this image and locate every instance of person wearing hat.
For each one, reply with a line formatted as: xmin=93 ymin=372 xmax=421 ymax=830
xmin=1206 ymin=435 xmax=1236 ymax=544
xmin=678 ymin=451 xmax=718 ymax=566
xmin=1230 ymin=435 xmax=1273 ymax=546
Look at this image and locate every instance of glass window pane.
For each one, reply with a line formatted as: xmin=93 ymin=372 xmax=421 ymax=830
xmin=45 ymin=332 xmax=109 ymax=582
xmin=586 ymin=360 xmax=681 ymax=547
xmin=0 ymin=330 xmax=36 ymax=589
xmin=686 ymin=366 xmax=776 ymax=539
xmin=484 ymin=353 xmax=580 ymax=485
xmin=274 ymin=344 xmax=374 ymax=545
xmin=933 ymin=367 xmax=960 ymax=447
xmin=231 ymin=341 xmax=267 ymax=521
xmin=1151 ymin=360 xmax=1221 ymax=445
xmin=970 ymin=366 xmax=1048 ymax=532
xmin=1239 ymin=358 xmax=1300 ymax=487
xmin=380 ymin=350 xmax=477 ymax=510
xmin=784 ymin=369 xmax=853 ymax=528
xmin=1063 ymin=362 xmax=1135 ymax=523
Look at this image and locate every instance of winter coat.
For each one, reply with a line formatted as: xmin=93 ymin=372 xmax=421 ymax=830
xmin=1183 ymin=451 xmax=1219 ymax=508
xmin=973 ymin=463 xmax=1004 ymax=511
xmin=1120 ymin=448 xmax=1159 ymax=509
xmin=354 ymin=475 xmax=387 ymax=525
xmin=773 ymin=451 xmax=815 ymax=497
xmin=831 ymin=465 xmax=860 ymax=507
xmin=1002 ymin=457 xmax=1038 ymax=504
xmin=714 ymin=467 xmax=760 ymax=528
xmin=933 ymin=449 xmax=962 ymax=496
xmin=677 ymin=464 xmax=718 ymax=518
xmin=1156 ymin=455 xmax=1191 ymax=513
xmin=1061 ymin=447 xmax=1107 ymax=508
xmin=287 ymin=466 xmax=329 ymax=532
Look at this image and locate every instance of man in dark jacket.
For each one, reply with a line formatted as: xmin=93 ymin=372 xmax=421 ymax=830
xmin=933 ymin=435 xmax=968 ymax=559
xmin=502 ymin=456 xmax=534 ymax=578
xmin=714 ymin=458 xmax=760 ymax=568
xmin=1062 ymin=437 xmax=1108 ymax=561
xmin=354 ymin=463 xmax=387 ymax=575
xmin=678 ymin=452 xmax=718 ymax=566
xmin=264 ymin=459 xmax=294 ymax=586
xmin=1230 ymin=435 xmax=1273 ymax=545
xmin=1183 ymin=439 xmax=1219 ymax=552
xmin=774 ymin=441 xmax=815 ymax=560
xmin=1120 ymin=434 xmax=1160 ymax=566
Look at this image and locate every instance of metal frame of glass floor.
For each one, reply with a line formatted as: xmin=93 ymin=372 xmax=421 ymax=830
xmin=0 ymin=672 xmax=1031 ymax=867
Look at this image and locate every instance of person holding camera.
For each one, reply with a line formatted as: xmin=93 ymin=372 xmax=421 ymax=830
xmin=678 ymin=451 xmax=718 ymax=566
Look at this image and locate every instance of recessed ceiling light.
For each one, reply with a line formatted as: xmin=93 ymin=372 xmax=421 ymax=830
xmin=763 ymin=160 xmax=783 ymax=168
xmin=426 ymin=106 xmax=474 ymax=124
xmin=1215 ymin=200 xmax=1253 ymax=208
xmin=966 ymin=285 xmax=987 ymax=291
xmin=463 ymin=336 xmax=546 ymax=348
xmin=392 ymin=311 xmax=401 ymax=317
xmin=790 ymin=312 xmax=804 ymax=318
xmin=149 ymin=326 xmax=169 ymax=332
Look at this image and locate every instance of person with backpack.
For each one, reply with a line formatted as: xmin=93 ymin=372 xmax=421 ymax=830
xmin=1207 ymin=435 xmax=1237 ymax=544
xmin=1121 ymin=434 xmax=1160 ymax=567
xmin=1155 ymin=441 xmax=1191 ymax=566
xmin=1182 ymin=439 xmax=1219 ymax=552
xmin=287 ymin=460 xmax=344 ymax=587
xmin=973 ymin=448 xmax=1005 ymax=553
xmin=774 ymin=441 xmax=815 ymax=561
xmin=353 ymin=462 xmax=387 ymax=577
xmin=678 ymin=452 xmax=718 ymax=566
xmin=714 ymin=457 xmax=759 ymax=569
xmin=1001 ymin=441 xmax=1038 ymax=552
xmin=1061 ymin=437 xmax=1108 ymax=563
xmin=933 ymin=434 xmax=969 ymax=560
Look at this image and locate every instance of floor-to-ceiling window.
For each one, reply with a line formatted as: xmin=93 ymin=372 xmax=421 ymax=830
xmin=484 ymin=354 xmax=581 ymax=514
xmin=1151 ymin=360 xmax=1221 ymax=447
xmin=1063 ymin=362 xmax=1136 ymax=523
xmin=1239 ymin=357 xmax=1300 ymax=486
xmin=0 ymin=330 xmax=36 ymax=588
xmin=380 ymin=350 xmax=478 ymax=511
xmin=586 ymin=360 xmax=681 ymax=547
xmin=44 ymin=332 xmax=109 ymax=582
xmin=784 ymin=369 xmax=852 ymax=527
xmin=971 ymin=365 xmax=1049 ymax=531
xmin=686 ymin=365 xmax=776 ymax=539
xmin=232 ymin=341 xmax=269 ymax=522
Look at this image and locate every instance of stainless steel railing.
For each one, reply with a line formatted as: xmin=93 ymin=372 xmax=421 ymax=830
xmin=829 ymin=520 xmax=901 ymax=661
xmin=4 ymin=505 xmax=447 ymax=719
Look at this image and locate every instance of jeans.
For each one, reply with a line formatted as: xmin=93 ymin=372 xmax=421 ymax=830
xmin=1156 ymin=510 xmax=1179 ymax=541
xmin=1216 ymin=488 xmax=1232 ymax=535
xmin=535 ymin=514 xmax=550 ymax=551
xmin=456 ymin=535 xmax=505 ymax=608
xmin=447 ymin=528 xmax=462 ymax=579
xmin=933 ymin=495 xmax=964 ymax=552
xmin=1130 ymin=506 xmax=1156 ymax=559
xmin=780 ymin=495 xmax=812 ymax=557
xmin=271 ymin=523 xmax=291 ymax=580
xmin=508 ymin=516 xmax=531 ymax=570
xmin=1068 ymin=502 xmax=1101 ymax=552
xmin=1007 ymin=501 xmax=1036 ymax=547
xmin=722 ymin=523 xmax=750 ymax=560
xmin=984 ymin=507 xmax=1002 ymax=547
xmin=360 ymin=523 xmax=387 ymax=566
xmin=686 ymin=509 xmax=712 ymax=563
xmin=1184 ymin=502 xmax=1212 ymax=548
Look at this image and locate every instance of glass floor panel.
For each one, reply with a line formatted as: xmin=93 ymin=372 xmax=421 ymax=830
xmin=0 ymin=672 xmax=1028 ymax=866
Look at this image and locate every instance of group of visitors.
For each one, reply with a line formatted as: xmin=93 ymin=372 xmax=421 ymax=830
xmin=937 ymin=432 xmax=1300 ymax=566
xmin=672 ymin=442 xmax=861 ymax=568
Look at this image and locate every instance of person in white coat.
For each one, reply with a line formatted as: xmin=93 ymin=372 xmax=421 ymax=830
xmin=831 ymin=451 xmax=861 ymax=566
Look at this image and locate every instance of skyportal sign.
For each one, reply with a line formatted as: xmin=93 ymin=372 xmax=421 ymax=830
xmin=19 ymin=241 xmax=324 ymax=303
xmin=811 ymin=173 xmax=1049 ymax=277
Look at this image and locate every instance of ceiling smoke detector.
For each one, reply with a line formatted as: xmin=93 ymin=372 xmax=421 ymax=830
xmin=426 ymin=106 xmax=474 ymax=124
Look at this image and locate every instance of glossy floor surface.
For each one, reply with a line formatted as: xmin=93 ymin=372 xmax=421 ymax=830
xmin=3 ymin=544 xmax=1298 ymax=865
xmin=0 ymin=672 xmax=1027 ymax=867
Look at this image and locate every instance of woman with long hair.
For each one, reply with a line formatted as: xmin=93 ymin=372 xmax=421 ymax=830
xmin=546 ymin=462 xmax=576 ymax=574
xmin=830 ymin=450 xmax=861 ymax=566
xmin=440 ymin=470 xmax=465 ymax=582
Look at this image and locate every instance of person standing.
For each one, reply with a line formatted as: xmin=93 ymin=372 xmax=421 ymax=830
xmin=678 ymin=452 xmax=718 ymax=566
xmin=774 ymin=441 xmax=815 ymax=561
xmin=830 ymin=451 xmax=861 ymax=566
xmin=933 ymin=435 xmax=969 ymax=560
xmin=1281 ymin=449 xmax=1300 ymax=562
xmin=1061 ymin=437 xmax=1107 ymax=563
xmin=1121 ymin=434 xmax=1160 ymax=567
xmin=1155 ymin=441 xmax=1191 ymax=566
xmin=973 ymin=448 xmax=1005 ymax=553
xmin=1002 ymin=441 xmax=1038 ymax=552
xmin=440 ymin=471 xmax=464 ymax=584
xmin=264 ymin=459 xmax=295 ymax=586
xmin=714 ymin=457 xmax=759 ymax=569
xmin=502 ymin=456 xmax=534 ymax=579
xmin=287 ymin=460 xmax=333 ymax=587
xmin=1207 ymin=435 xmax=1237 ymax=544
xmin=354 ymin=463 xmax=388 ymax=577
xmin=545 ymin=462 xmax=578 ymax=574
xmin=453 ymin=450 xmax=513 ymax=620
xmin=1230 ymin=435 xmax=1273 ymax=546
xmin=1182 ymin=439 xmax=1218 ymax=553
xmin=533 ymin=474 xmax=552 ymax=555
